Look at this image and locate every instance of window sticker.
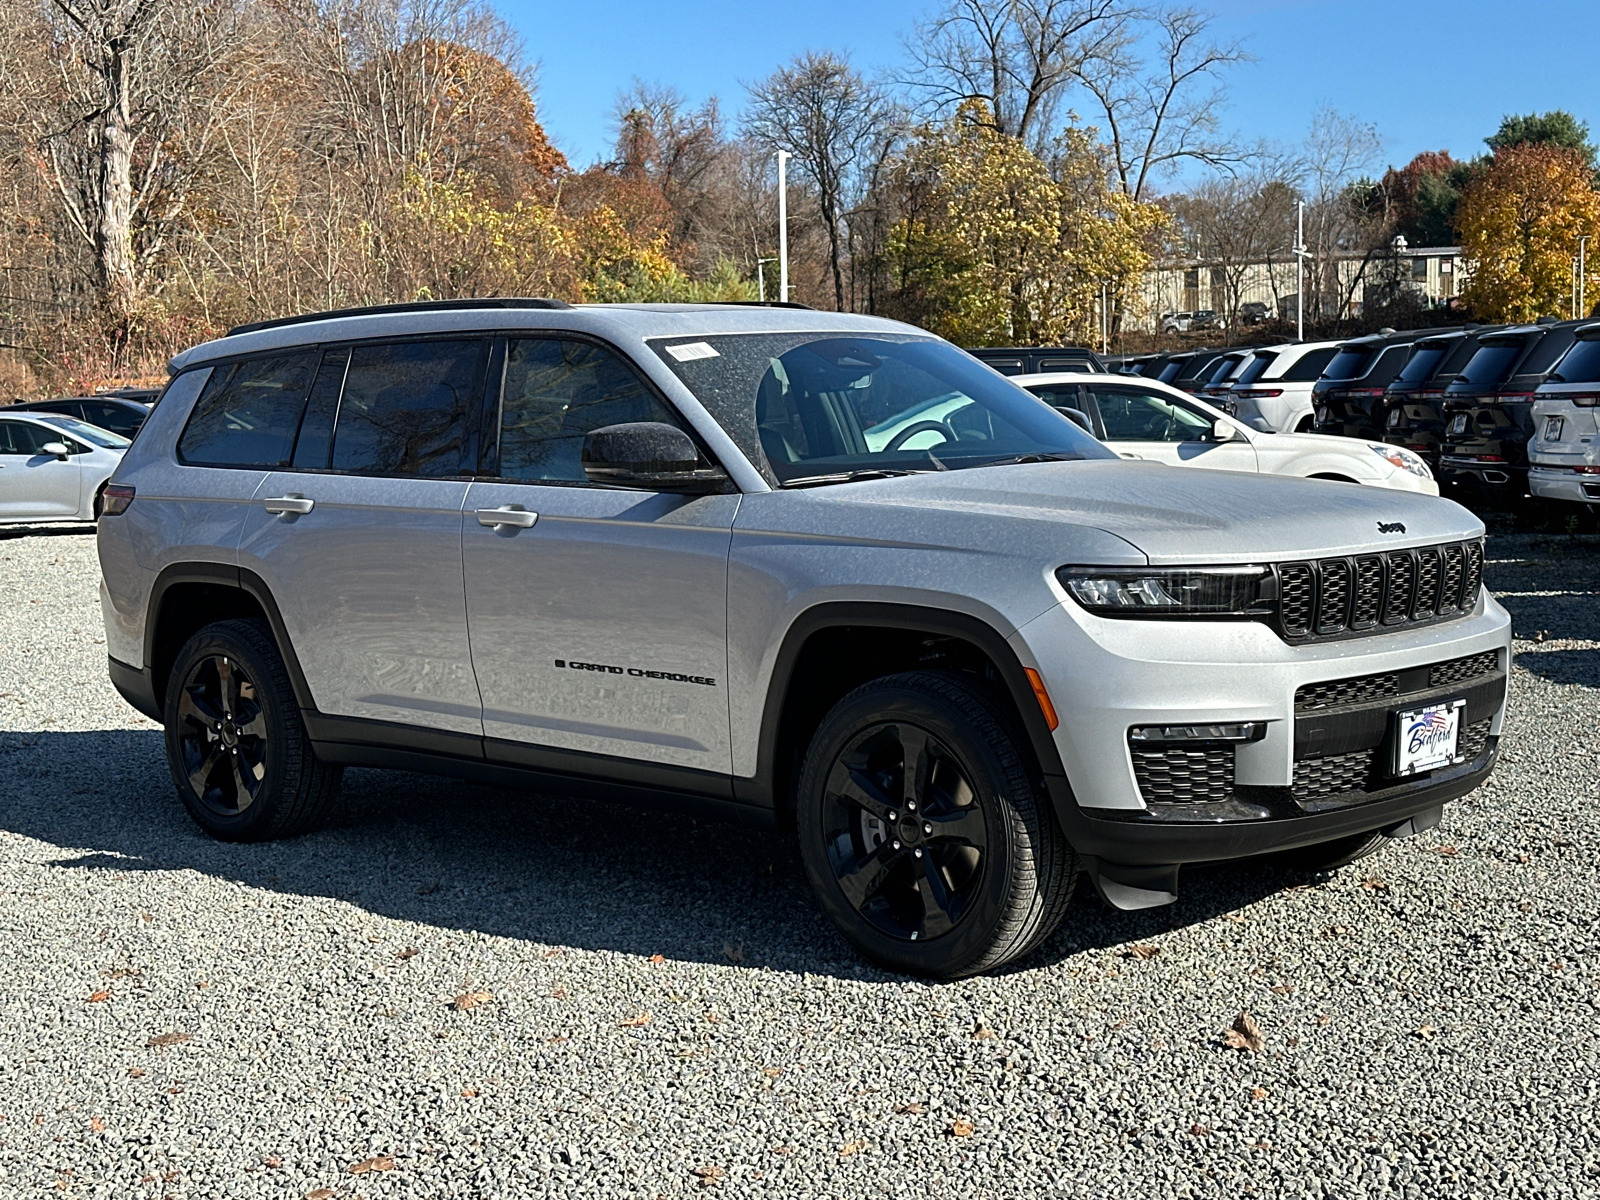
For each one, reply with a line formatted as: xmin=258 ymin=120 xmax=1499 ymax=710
xmin=666 ymin=341 xmax=720 ymax=362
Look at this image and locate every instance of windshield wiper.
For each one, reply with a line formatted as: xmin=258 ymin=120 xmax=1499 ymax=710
xmin=780 ymin=468 xmax=934 ymax=488
xmin=975 ymin=452 xmax=1081 ymax=468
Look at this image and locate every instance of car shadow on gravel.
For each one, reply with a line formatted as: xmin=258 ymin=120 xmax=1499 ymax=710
xmin=5 ymin=728 xmax=1312 ymax=980
xmin=0 ymin=523 xmax=96 ymax=541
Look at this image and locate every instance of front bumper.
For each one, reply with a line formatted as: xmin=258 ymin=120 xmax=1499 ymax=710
xmin=1010 ymin=591 xmax=1512 ymax=866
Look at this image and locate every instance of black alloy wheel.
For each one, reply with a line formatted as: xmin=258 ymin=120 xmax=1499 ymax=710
xmin=821 ymin=722 xmax=988 ymax=943
xmin=174 ymin=652 xmax=269 ymax=817
xmin=162 ymin=619 xmax=342 ymax=842
xmin=796 ymin=671 xmax=1075 ymax=979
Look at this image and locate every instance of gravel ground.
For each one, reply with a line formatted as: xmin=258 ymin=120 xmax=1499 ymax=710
xmin=1 ymin=524 xmax=1598 ymax=1199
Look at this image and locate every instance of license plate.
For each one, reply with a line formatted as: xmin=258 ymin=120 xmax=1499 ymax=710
xmin=1316 ymin=407 xmax=1331 ymax=424
xmin=1392 ymin=699 xmax=1466 ymax=776
xmin=1449 ymin=415 xmax=1469 ymax=435
xmin=1545 ymin=415 xmax=1565 ymax=440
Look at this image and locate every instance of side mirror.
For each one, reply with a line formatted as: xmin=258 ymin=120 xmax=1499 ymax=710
xmin=581 ymin=422 xmax=728 ymax=493
xmin=1210 ymin=419 xmax=1241 ymax=443
xmin=40 ymin=441 xmax=70 ymax=460
xmin=1054 ymin=407 xmax=1096 ymax=436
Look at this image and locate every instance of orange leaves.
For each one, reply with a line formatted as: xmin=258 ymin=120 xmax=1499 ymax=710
xmin=347 ymin=1154 xmax=395 ymax=1174
xmin=145 ymin=1032 xmax=192 ymax=1048
xmin=617 ymin=1012 xmax=652 ymax=1028
xmin=947 ymin=1117 xmax=975 ymax=1138
xmin=692 ymin=1164 xmax=726 ymax=1188
xmin=86 ymin=990 xmax=111 ymax=1003
xmin=1121 ymin=945 xmax=1161 ymax=961
xmin=450 ymin=991 xmax=494 ymax=1012
xmin=1222 ymin=1012 xmax=1266 ymax=1053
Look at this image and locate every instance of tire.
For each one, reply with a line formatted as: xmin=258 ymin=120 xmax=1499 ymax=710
xmin=1274 ymin=830 xmax=1386 ymax=872
xmin=795 ymin=670 xmax=1075 ymax=979
xmin=162 ymin=618 xmax=342 ymax=842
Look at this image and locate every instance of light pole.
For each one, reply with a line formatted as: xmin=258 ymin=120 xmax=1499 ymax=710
xmin=1391 ymin=233 xmax=1408 ymax=309
xmin=776 ymin=150 xmax=791 ymax=304
xmin=1293 ymin=200 xmax=1307 ymax=340
xmin=756 ymin=257 xmax=777 ymax=303
xmin=1580 ymin=235 xmax=1590 ymax=317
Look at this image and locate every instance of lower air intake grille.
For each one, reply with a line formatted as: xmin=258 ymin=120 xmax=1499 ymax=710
xmin=1292 ymin=717 xmax=1493 ymax=800
xmin=1131 ymin=745 xmax=1234 ymax=805
xmin=1295 ymin=672 xmax=1400 ymax=711
xmin=1430 ymin=650 xmax=1500 ymax=689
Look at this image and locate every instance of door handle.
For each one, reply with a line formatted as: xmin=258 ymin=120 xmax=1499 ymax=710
xmin=476 ymin=506 xmax=537 ymax=529
xmin=263 ymin=495 xmax=314 ymax=516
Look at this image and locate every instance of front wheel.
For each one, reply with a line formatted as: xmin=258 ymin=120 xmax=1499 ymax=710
xmin=796 ymin=671 xmax=1075 ymax=979
xmin=162 ymin=618 xmax=342 ymax=841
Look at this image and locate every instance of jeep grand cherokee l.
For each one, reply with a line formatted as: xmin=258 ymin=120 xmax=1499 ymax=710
xmin=98 ymin=299 xmax=1511 ymax=978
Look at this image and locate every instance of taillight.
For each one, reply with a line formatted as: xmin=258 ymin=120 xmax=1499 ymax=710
xmin=1577 ymin=465 xmax=1600 ymax=475
xmin=1234 ymin=388 xmax=1283 ymax=398
xmin=100 ymin=484 xmax=135 ymax=516
xmin=1474 ymin=455 xmax=1506 ymax=463
xmin=1347 ymin=388 xmax=1386 ymax=397
xmin=1561 ymin=392 xmax=1600 ymax=407
xmin=1406 ymin=443 xmax=1430 ymax=452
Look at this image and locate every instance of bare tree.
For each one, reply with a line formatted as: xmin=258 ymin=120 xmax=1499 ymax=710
xmin=1291 ymin=106 xmax=1383 ymax=320
xmin=744 ymin=52 xmax=896 ymax=310
xmin=905 ymin=0 xmax=1128 ymax=148
xmin=1072 ymin=6 xmax=1250 ymax=200
xmin=1168 ymin=171 xmax=1294 ymax=338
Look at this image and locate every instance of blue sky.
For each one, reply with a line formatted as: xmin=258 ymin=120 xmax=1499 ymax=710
xmin=500 ymin=0 xmax=1600 ymax=184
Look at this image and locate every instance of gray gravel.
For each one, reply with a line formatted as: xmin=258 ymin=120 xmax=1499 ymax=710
xmin=2 ymin=524 xmax=1598 ymax=1199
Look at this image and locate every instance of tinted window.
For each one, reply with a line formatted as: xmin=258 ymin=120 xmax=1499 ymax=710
xmin=1281 ymin=347 xmax=1339 ymax=382
xmin=1203 ymin=356 xmax=1240 ymax=386
xmin=1323 ymin=348 xmax=1377 ymax=381
xmin=499 ymin=338 xmax=689 ymax=482
xmin=653 ymin=333 xmax=1112 ymax=483
xmin=0 ymin=419 xmax=57 ymax=455
xmin=179 ymin=352 xmax=318 ymax=467
xmin=1396 ymin=343 xmax=1449 ymax=384
xmin=1157 ymin=361 xmax=1182 ymax=383
xmin=36 ymin=415 xmax=129 ymax=448
xmin=1088 ymin=386 xmax=1213 ymax=443
xmin=330 ymin=340 xmax=483 ymax=476
xmin=290 ymin=348 xmax=350 ymax=470
xmin=1552 ymin=338 xmax=1600 ymax=383
xmin=1367 ymin=344 xmax=1411 ymax=386
xmin=1234 ymin=352 xmax=1276 ymax=386
xmin=79 ymin=401 xmax=144 ymax=437
xmin=1456 ymin=341 xmax=1525 ymax=386
xmin=1519 ymin=330 xmax=1575 ymax=377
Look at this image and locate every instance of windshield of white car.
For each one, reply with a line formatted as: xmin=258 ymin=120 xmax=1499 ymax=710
xmin=35 ymin=415 xmax=130 ymax=448
xmin=649 ymin=333 xmax=1114 ymax=485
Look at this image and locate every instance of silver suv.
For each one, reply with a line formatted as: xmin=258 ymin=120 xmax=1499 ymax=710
xmin=98 ymin=300 xmax=1512 ymax=978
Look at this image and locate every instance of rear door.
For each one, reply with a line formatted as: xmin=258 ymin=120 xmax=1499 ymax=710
xmin=238 ymin=338 xmax=488 ymax=738
xmin=461 ymin=334 xmax=736 ymax=775
xmin=0 ymin=418 xmax=81 ymax=517
xmin=1084 ymin=383 xmax=1258 ymax=471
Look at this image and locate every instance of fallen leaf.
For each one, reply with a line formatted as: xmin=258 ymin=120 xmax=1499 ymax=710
xmin=692 ymin=1164 xmax=726 ymax=1188
xmin=100 ymin=967 xmax=140 ymax=980
xmin=127 ymin=1068 xmax=145 ymax=1078
xmin=1223 ymin=1012 xmax=1266 ymax=1053
xmin=1432 ymin=845 xmax=1460 ymax=857
xmin=1360 ymin=876 xmax=1390 ymax=893
xmin=1316 ymin=1014 xmax=1331 ymax=1026
xmin=839 ymin=1139 xmax=867 ymax=1157
xmin=196 ymin=981 xmax=210 ymax=989
xmin=166 ymin=1087 xmax=184 ymax=1094
xmin=395 ymin=948 xmax=418 ymax=960
xmin=1250 ymin=1087 xmax=1269 ymax=1100
xmin=703 ymin=1011 xmax=721 ymax=1024
xmin=971 ymin=1022 xmax=995 ymax=1040
xmin=90 ymin=1118 xmax=105 ymax=1132
xmin=86 ymin=990 xmax=111 ymax=1003
xmin=544 ymin=949 xmax=563 ymax=958
xmin=618 ymin=1012 xmax=652 ymax=1028
xmin=546 ymin=1036 xmax=568 ymax=1043
xmin=948 ymin=1118 xmax=975 ymax=1138
xmin=460 ymin=1088 xmax=478 ymax=1098
xmin=1122 ymin=944 xmax=1161 ymax=960
xmin=649 ymin=954 xmax=665 ymax=964
xmin=761 ymin=1067 xmax=783 ymax=1078
xmin=347 ymin=1155 xmax=395 ymax=1174
xmin=1324 ymin=924 xmax=1349 ymax=938
xmin=894 ymin=1102 xmax=925 ymax=1115
xmin=550 ymin=988 xmax=568 ymax=1000
xmin=1270 ymin=984 xmax=1294 ymax=996
xmin=146 ymin=1032 xmax=192 ymax=1048
xmin=262 ymin=1156 xmax=281 ymax=1168
xmin=1190 ymin=1123 xmax=1212 ymax=1136
xmin=450 ymin=991 xmax=494 ymax=1012
xmin=305 ymin=1190 xmax=336 ymax=1200
xmin=1412 ymin=1024 xmax=1436 ymax=1040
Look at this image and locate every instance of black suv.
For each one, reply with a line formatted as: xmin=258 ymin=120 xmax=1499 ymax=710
xmin=967 ymin=346 xmax=1108 ymax=375
xmin=1438 ymin=321 xmax=1584 ymax=501
xmin=1310 ymin=330 xmax=1457 ymax=442
xmin=1382 ymin=328 xmax=1498 ymax=469
xmin=9 ymin=395 xmax=152 ymax=439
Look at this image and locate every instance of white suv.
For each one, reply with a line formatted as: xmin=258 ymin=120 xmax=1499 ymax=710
xmin=1529 ymin=322 xmax=1600 ymax=510
xmin=1223 ymin=341 xmax=1343 ymax=432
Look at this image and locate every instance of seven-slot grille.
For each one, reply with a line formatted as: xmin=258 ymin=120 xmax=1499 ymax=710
xmin=1276 ymin=539 xmax=1483 ymax=641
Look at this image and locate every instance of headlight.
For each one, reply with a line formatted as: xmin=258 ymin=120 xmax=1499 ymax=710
xmin=1370 ymin=443 xmax=1432 ymax=478
xmin=1057 ymin=566 xmax=1275 ymax=616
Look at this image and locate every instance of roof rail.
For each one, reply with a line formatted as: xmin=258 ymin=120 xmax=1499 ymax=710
xmin=226 ymin=297 xmax=573 ymax=338
xmin=710 ymin=300 xmax=815 ymax=310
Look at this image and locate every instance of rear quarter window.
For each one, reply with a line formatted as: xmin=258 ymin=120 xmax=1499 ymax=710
xmin=1280 ymin=347 xmax=1339 ymax=382
xmin=177 ymin=353 xmax=317 ymax=467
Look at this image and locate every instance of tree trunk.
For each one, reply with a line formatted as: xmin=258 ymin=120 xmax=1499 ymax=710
xmin=97 ymin=39 xmax=137 ymax=317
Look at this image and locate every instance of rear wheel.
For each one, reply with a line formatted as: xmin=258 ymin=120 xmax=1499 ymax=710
xmin=162 ymin=619 xmax=342 ymax=841
xmin=796 ymin=671 xmax=1075 ymax=979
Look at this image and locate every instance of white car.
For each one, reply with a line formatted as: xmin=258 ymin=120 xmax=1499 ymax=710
xmin=0 ymin=410 xmax=129 ymax=523
xmin=1218 ymin=341 xmax=1343 ymax=432
xmin=1015 ymin=372 xmax=1438 ymax=494
xmin=1528 ymin=323 xmax=1600 ymax=510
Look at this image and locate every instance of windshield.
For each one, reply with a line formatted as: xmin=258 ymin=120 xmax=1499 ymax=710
xmin=36 ymin=414 xmax=130 ymax=448
xmin=1396 ymin=343 xmax=1449 ymax=384
xmin=1322 ymin=347 xmax=1377 ymax=381
xmin=650 ymin=333 xmax=1114 ymax=484
xmin=1233 ymin=352 xmax=1276 ymax=386
xmin=1456 ymin=341 xmax=1524 ymax=386
xmin=1550 ymin=337 xmax=1600 ymax=383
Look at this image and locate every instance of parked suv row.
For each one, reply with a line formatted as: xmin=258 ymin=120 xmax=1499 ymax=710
xmin=99 ymin=299 xmax=1510 ymax=978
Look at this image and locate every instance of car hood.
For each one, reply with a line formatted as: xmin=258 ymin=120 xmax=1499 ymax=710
xmin=794 ymin=460 xmax=1480 ymax=565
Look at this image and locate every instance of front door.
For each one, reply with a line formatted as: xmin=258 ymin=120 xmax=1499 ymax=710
xmin=237 ymin=338 xmax=489 ymax=737
xmin=462 ymin=335 xmax=736 ymax=774
xmin=1085 ymin=383 xmax=1259 ymax=472
xmin=0 ymin=419 xmax=82 ymax=517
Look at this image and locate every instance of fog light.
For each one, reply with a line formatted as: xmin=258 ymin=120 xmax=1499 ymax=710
xmin=1128 ymin=722 xmax=1266 ymax=743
